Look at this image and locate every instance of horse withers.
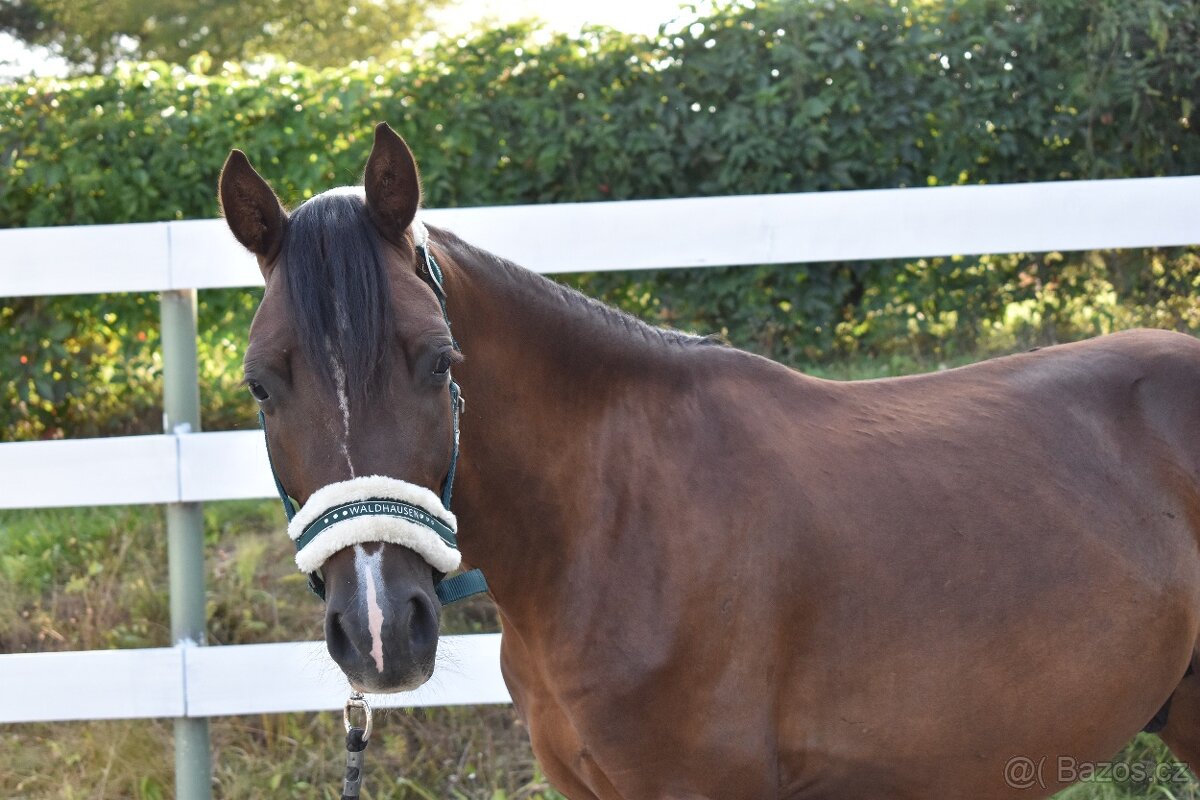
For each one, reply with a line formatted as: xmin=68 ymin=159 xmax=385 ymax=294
xmin=219 ymin=123 xmax=1200 ymax=799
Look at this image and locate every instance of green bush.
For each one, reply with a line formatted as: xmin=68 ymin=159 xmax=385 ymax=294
xmin=2 ymin=0 xmax=1198 ymax=438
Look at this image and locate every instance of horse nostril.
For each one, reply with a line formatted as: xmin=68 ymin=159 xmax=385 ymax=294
xmin=408 ymin=593 xmax=438 ymax=653
xmin=325 ymin=610 xmax=356 ymax=664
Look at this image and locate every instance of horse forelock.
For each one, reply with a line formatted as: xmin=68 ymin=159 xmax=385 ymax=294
xmin=280 ymin=192 xmax=394 ymax=402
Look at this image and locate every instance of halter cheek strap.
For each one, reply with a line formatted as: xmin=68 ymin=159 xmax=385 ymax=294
xmin=258 ymin=218 xmax=488 ymax=605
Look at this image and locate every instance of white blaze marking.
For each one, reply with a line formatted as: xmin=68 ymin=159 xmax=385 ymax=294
xmin=355 ymin=544 xmax=386 ymax=673
xmin=330 ymin=355 xmax=355 ymax=478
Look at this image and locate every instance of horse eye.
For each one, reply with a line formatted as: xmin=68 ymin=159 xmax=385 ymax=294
xmin=247 ymin=381 xmax=270 ymax=402
xmin=433 ymin=353 xmax=453 ymax=376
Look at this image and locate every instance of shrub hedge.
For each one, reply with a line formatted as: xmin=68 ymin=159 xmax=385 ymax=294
xmin=2 ymin=0 xmax=1198 ymax=439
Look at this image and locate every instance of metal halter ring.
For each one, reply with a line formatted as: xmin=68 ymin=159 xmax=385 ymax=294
xmin=344 ymin=691 xmax=374 ymax=742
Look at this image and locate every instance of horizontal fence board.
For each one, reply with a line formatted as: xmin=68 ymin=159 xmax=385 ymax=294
xmin=0 ymin=435 xmax=178 ymax=509
xmin=4 ymin=177 xmax=1198 ymax=296
xmin=185 ymin=634 xmax=510 ymax=717
xmin=0 ymin=221 xmax=170 ymax=297
xmin=178 ymin=430 xmax=276 ymax=502
xmin=0 ymin=635 xmax=508 ymax=723
xmin=0 ymin=647 xmax=184 ymax=723
xmin=1 ymin=429 xmax=306 ymax=509
xmin=168 ymin=218 xmax=259 ymax=292
xmin=421 ymin=175 xmax=1200 ymax=274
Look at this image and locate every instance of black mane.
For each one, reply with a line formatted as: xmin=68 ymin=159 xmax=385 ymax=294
xmin=282 ymin=191 xmax=392 ymax=400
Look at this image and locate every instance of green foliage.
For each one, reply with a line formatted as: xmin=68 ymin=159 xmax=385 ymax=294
xmin=0 ymin=0 xmax=449 ymax=74
xmin=1 ymin=0 xmax=1198 ymax=442
xmin=1052 ymin=735 xmax=1200 ymax=799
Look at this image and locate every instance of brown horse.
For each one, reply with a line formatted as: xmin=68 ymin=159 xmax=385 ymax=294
xmin=219 ymin=123 xmax=1200 ymax=799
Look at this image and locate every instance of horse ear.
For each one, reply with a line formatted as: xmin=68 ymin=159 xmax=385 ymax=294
xmin=363 ymin=122 xmax=421 ymax=247
xmin=219 ymin=150 xmax=287 ymax=265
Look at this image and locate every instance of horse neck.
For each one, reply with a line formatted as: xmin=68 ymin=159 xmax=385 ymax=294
xmin=434 ymin=231 xmax=684 ymax=618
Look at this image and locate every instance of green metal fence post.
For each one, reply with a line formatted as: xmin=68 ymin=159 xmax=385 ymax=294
xmin=161 ymin=288 xmax=213 ymax=800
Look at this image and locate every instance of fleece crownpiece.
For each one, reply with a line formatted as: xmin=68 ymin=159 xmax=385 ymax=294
xmin=288 ymin=475 xmax=461 ymax=576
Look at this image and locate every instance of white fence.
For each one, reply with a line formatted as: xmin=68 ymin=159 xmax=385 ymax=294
xmin=0 ymin=635 xmax=510 ymax=724
xmin=1 ymin=177 xmax=1198 ymax=729
xmin=8 ymin=176 xmax=1200 ymax=297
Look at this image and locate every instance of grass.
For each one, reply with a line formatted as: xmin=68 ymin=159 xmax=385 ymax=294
xmin=1 ymin=348 xmax=1197 ymax=798
xmin=3 ymin=709 xmax=564 ymax=799
xmin=1050 ymin=736 xmax=1200 ymax=800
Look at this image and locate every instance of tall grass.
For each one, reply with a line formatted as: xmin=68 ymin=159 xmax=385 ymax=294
xmin=2 ymin=710 xmax=564 ymax=799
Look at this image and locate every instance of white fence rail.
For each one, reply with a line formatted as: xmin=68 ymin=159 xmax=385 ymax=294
xmin=6 ymin=176 xmax=1200 ymax=298
xmin=1 ymin=177 xmax=1198 ymax=733
xmin=0 ymin=635 xmax=509 ymax=725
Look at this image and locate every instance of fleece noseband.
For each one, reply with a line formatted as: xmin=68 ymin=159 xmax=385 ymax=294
xmin=258 ymin=218 xmax=487 ymax=605
xmin=289 ymin=476 xmax=461 ymax=575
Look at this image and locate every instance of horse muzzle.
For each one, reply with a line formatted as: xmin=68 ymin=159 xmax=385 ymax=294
xmin=322 ymin=542 xmax=442 ymax=692
xmin=285 ymin=476 xmax=458 ymax=691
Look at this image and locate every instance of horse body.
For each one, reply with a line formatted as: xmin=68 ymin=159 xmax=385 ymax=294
xmin=439 ymin=220 xmax=1200 ymax=797
xmin=221 ymin=126 xmax=1200 ymax=799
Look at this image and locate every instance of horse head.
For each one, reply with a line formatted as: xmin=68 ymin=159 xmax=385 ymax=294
xmin=218 ymin=124 xmax=459 ymax=693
